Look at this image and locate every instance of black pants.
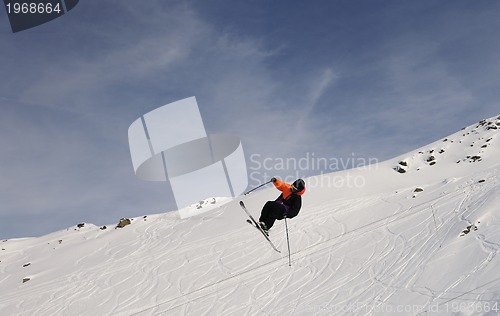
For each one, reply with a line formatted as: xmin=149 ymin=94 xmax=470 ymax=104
xmin=259 ymin=201 xmax=285 ymax=229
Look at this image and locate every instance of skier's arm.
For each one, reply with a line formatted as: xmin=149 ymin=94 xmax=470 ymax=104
xmin=273 ymin=178 xmax=289 ymax=192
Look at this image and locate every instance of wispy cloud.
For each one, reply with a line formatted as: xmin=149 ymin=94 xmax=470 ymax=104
xmin=307 ymin=68 xmax=337 ymax=110
xmin=1 ymin=0 xmax=500 ymax=238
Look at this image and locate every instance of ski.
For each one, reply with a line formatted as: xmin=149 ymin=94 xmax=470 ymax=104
xmin=246 ymin=219 xmax=267 ymax=235
xmin=240 ymin=201 xmax=281 ymax=253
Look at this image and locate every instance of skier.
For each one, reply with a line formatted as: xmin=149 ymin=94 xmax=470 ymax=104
xmin=259 ymin=177 xmax=306 ymax=232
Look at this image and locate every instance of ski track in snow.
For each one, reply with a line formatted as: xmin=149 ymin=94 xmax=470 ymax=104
xmin=3 ymin=179 xmax=500 ymax=316
xmin=3 ymin=183 xmax=497 ymax=316
xmin=163 ymin=187 xmax=491 ymax=315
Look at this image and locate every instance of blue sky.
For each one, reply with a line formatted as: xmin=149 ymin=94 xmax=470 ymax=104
xmin=1 ymin=0 xmax=499 ymax=238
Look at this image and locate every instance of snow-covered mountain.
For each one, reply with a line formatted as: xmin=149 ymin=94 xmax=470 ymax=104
xmin=1 ymin=116 xmax=500 ymax=316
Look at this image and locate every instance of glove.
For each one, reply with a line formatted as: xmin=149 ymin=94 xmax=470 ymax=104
xmin=271 ymin=177 xmax=277 ymax=183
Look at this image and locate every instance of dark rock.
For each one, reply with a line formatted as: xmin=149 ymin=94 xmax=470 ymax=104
xmin=22 ymin=278 xmax=31 ymax=283
xmin=394 ymin=166 xmax=406 ymax=174
xmin=116 ymin=218 xmax=131 ymax=228
xmin=414 ymin=187 xmax=424 ymax=192
xmin=23 ymin=263 xmax=31 ymax=267
xmin=461 ymin=224 xmax=478 ymax=236
xmin=470 ymin=156 xmax=482 ymax=162
xmin=77 ymin=223 xmax=85 ymax=228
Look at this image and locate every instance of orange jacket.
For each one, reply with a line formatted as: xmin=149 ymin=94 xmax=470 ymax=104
xmin=273 ymin=178 xmax=305 ymax=219
xmin=273 ymin=178 xmax=306 ymax=199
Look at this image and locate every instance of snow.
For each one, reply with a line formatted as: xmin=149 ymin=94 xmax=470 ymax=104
xmin=1 ymin=115 xmax=500 ymax=315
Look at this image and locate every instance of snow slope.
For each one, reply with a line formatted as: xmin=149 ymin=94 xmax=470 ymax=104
xmin=1 ymin=116 xmax=500 ymax=316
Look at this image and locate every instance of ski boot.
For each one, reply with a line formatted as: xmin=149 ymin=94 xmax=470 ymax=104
xmin=259 ymin=222 xmax=269 ymax=233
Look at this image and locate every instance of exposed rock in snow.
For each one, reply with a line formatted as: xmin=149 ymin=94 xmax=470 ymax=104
xmin=116 ymin=218 xmax=131 ymax=228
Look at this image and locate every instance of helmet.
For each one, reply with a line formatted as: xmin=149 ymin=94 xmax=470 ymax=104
xmin=292 ymin=179 xmax=305 ymax=192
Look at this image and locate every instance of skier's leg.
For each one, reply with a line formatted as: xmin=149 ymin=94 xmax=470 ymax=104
xmin=259 ymin=201 xmax=275 ymax=223
xmin=262 ymin=202 xmax=285 ymax=230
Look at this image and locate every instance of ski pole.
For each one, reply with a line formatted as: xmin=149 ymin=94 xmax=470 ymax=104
xmin=284 ymin=216 xmax=291 ymax=267
xmin=243 ymin=180 xmax=273 ymax=195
